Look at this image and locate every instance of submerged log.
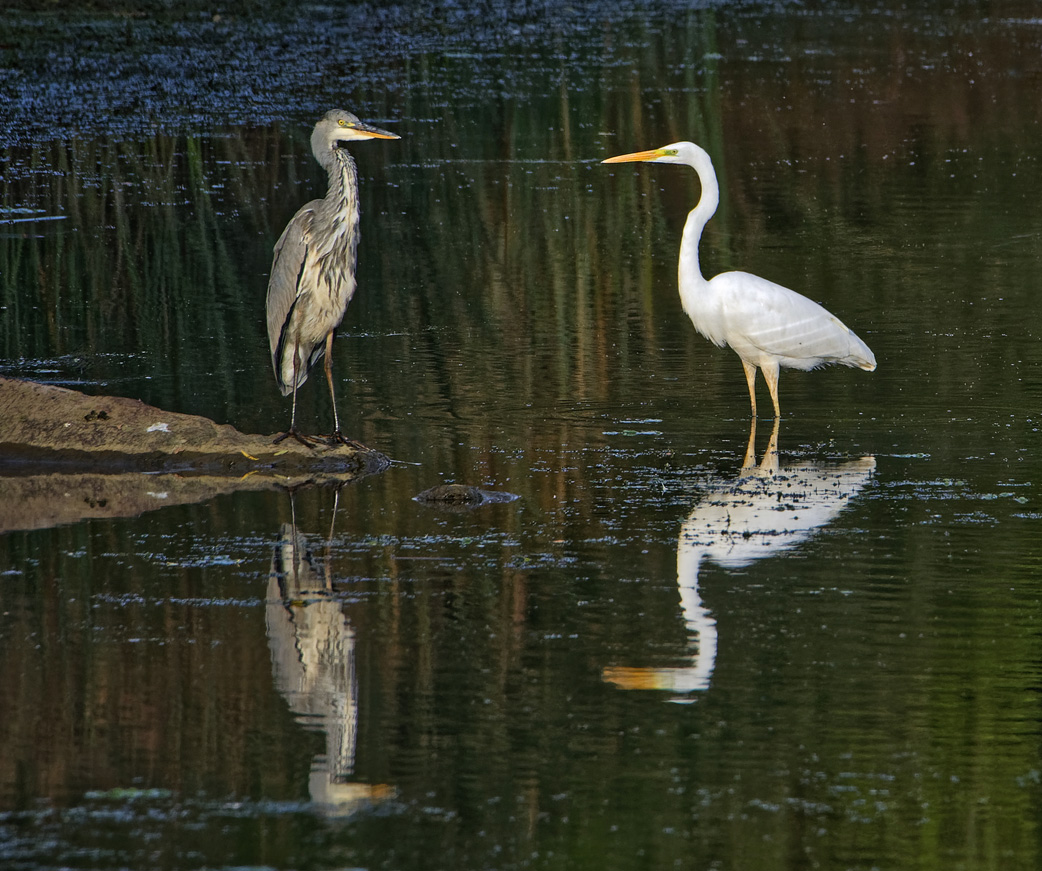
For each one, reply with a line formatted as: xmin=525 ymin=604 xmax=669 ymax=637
xmin=0 ymin=377 xmax=388 ymax=533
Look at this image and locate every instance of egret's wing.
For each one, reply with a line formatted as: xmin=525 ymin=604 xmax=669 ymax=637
xmin=713 ymin=271 xmax=875 ymax=370
xmin=266 ymin=206 xmax=316 ymax=364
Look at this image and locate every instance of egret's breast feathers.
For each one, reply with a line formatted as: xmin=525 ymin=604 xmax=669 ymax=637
xmin=697 ymin=271 xmax=873 ymax=369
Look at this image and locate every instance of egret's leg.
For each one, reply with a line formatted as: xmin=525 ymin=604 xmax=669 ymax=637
xmin=741 ymin=360 xmax=758 ymax=418
xmin=761 ymin=361 xmax=781 ymax=419
xmin=760 ymin=416 xmax=780 ymax=476
xmin=740 ymin=416 xmax=758 ymax=476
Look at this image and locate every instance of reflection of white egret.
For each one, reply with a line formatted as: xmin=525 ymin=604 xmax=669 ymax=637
xmin=605 ymin=419 xmax=875 ymax=698
xmin=267 ymin=507 xmax=393 ymax=814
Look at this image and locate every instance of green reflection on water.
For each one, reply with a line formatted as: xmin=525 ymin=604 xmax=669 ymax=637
xmin=3 ymin=2 xmax=1042 ymax=870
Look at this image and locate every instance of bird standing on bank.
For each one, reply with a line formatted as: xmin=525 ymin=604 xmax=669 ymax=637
xmin=266 ymin=109 xmax=399 ymax=446
xmin=602 ymin=142 xmax=875 ymax=418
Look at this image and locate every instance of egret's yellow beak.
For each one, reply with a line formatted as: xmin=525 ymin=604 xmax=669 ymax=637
xmin=602 ymin=148 xmax=663 ymax=164
xmin=603 ymin=666 xmax=670 ymax=690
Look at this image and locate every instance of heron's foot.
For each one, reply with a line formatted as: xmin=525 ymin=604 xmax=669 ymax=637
xmin=324 ymin=430 xmax=369 ymax=452
xmin=272 ymin=428 xmax=324 ymax=449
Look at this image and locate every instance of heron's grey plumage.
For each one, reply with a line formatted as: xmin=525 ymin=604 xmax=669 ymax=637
xmin=265 ymin=109 xmax=399 ymax=442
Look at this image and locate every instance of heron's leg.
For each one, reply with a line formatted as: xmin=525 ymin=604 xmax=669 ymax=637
xmin=741 ymin=360 xmax=758 ymax=418
xmin=323 ymin=331 xmax=342 ymax=436
xmin=320 ymin=487 xmax=336 ymax=592
xmin=761 ymin=361 xmax=781 ymax=419
xmin=327 ymin=485 xmax=341 ymax=544
xmin=274 ymin=347 xmax=321 ymax=448
xmin=273 ymin=387 xmax=320 ymax=447
xmin=322 ymin=331 xmax=369 ymax=451
xmin=289 ymin=378 xmax=299 ymax=432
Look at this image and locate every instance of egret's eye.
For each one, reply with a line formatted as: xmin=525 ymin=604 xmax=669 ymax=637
xmin=666 ymin=148 xmax=678 ymax=155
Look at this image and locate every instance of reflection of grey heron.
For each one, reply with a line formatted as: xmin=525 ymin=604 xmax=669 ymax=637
xmin=266 ymin=110 xmax=399 ymax=446
xmin=605 ymin=419 xmax=875 ymax=697
xmin=603 ymin=142 xmax=876 ymax=418
xmin=267 ymin=510 xmax=393 ymax=814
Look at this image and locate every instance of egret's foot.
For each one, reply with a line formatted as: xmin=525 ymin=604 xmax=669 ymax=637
xmin=272 ymin=428 xmax=323 ymax=449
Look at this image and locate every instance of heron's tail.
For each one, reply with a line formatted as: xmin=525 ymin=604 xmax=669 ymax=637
xmin=274 ymin=341 xmax=323 ymax=396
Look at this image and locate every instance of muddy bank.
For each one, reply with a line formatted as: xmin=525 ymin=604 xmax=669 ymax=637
xmin=0 ymin=377 xmax=388 ymax=532
xmin=0 ymin=376 xmax=385 ymax=472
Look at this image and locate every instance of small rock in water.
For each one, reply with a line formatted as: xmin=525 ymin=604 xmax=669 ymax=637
xmin=413 ymin=484 xmax=519 ymax=508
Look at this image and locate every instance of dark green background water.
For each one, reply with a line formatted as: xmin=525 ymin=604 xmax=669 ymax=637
xmin=2 ymin=2 xmax=1041 ymax=868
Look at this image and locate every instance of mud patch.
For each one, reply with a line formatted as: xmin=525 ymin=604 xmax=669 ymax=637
xmin=0 ymin=376 xmax=387 ymax=531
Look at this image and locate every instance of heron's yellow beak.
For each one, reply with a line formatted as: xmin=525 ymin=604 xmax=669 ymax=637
xmin=354 ymin=122 xmax=401 ymax=140
xmin=602 ymin=148 xmax=663 ymax=164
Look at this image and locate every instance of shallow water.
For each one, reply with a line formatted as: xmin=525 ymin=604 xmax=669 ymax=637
xmin=2 ymin=2 xmax=1042 ymax=869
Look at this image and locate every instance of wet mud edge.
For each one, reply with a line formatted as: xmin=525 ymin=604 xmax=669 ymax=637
xmin=0 ymin=376 xmax=388 ymax=478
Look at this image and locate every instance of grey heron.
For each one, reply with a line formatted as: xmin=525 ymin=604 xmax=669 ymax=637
xmin=266 ymin=109 xmax=399 ymax=446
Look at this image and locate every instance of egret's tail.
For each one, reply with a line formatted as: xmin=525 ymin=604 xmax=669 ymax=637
xmin=848 ymin=330 xmax=876 ymax=372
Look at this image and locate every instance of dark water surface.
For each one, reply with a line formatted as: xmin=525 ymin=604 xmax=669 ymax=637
xmin=3 ymin=2 xmax=1042 ymax=868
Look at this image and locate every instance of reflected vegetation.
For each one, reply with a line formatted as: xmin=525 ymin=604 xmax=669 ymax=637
xmin=605 ymin=419 xmax=875 ymax=697
xmin=0 ymin=129 xmax=293 ymax=424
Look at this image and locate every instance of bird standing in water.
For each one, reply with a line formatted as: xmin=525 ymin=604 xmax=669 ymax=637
xmin=266 ymin=109 xmax=399 ymax=446
xmin=603 ymin=142 xmax=876 ymax=418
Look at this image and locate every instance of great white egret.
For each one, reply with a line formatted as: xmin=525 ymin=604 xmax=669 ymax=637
xmin=266 ymin=109 xmax=399 ymax=446
xmin=603 ymin=142 xmax=876 ymax=418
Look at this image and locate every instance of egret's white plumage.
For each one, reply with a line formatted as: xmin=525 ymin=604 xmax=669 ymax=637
xmin=603 ymin=141 xmax=876 ymax=417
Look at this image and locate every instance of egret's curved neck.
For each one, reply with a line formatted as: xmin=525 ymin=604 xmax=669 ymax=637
xmin=679 ymin=152 xmax=720 ymax=290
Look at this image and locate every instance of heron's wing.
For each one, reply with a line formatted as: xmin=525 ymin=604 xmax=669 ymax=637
xmin=266 ymin=205 xmax=317 ymax=362
xmin=710 ymin=271 xmax=875 ymax=370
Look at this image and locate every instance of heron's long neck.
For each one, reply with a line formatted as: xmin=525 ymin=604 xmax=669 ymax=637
xmin=678 ymin=159 xmax=720 ymax=292
xmin=321 ymin=147 xmax=360 ymax=225
xmin=311 ymin=145 xmax=361 ymax=263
